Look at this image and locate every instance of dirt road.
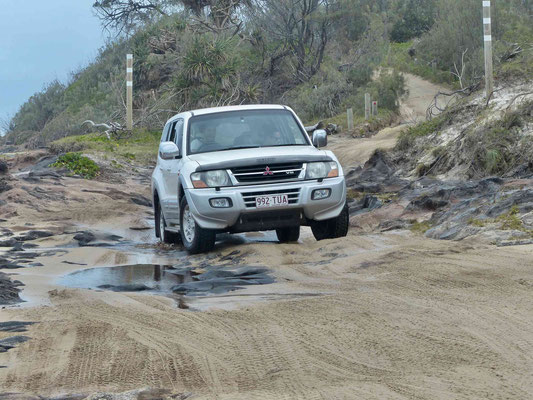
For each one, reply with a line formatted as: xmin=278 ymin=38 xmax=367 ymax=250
xmin=329 ymin=73 xmax=448 ymax=169
xmin=1 ymin=75 xmax=533 ymax=399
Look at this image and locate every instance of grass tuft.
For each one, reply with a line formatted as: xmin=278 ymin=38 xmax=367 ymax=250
xmin=51 ymin=153 xmax=100 ymax=179
xmin=410 ymin=221 xmax=432 ymax=234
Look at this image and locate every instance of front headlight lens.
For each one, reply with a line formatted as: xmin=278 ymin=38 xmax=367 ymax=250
xmin=191 ymin=170 xmax=231 ymax=188
xmin=205 ymin=170 xmax=230 ymax=187
xmin=306 ymin=162 xmax=339 ymax=179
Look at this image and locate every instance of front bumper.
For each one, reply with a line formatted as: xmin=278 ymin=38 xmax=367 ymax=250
xmin=185 ymin=177 xmax=346 ymax=230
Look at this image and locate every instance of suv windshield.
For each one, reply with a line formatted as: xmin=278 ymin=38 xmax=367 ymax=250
xmin=187 ymin=109 xmax=309 ymax=155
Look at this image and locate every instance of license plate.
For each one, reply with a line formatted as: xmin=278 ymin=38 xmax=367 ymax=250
xmin=255 ymin=194 xmax=289 ymax=208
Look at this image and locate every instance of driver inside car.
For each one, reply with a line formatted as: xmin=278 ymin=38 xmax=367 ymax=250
xmin=190 ymin=124 xmax=217 ymax=153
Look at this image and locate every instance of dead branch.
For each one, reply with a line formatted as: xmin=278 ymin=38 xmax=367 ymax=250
xmin=426 ymin=79 xmax=481 ymax=120
xmin=82 ymin=120 xmax=125 ymax=140
xmin=505 ymin=91 xmax=533 ymax=111
xmin=451 ymin=49 xmax=468 ymax=90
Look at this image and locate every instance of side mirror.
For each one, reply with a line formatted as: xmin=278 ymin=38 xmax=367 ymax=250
xmin=312 ymin=129 xmax=327 ymax=148
xmin=159 ymin=141 xmax=181 ymax=160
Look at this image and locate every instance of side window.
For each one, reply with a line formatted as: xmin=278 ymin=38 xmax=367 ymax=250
xmin=161 ymin=123 xmax=171 ymax=142
xmin=168 ymin=121 xmax=177 ymax=143
xmin=174 ymin=119 xmax=184 ymax=150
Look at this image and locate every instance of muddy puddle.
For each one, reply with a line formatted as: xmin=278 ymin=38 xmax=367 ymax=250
xmin=58 ymin=263 xmax=275 ymax=296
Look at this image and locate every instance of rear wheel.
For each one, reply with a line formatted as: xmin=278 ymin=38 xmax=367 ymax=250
xmin=311 ymin=204 xmax=349 ymax=241
xmin=276 ymin=226 xmax=300 ymax=243
xmin=180 ymin=197 xmax=216 ymax=254
xmin=155 ymin=202 xmax=181 ymax=244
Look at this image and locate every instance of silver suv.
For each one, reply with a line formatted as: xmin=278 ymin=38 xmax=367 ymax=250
xmin=151 ymin=105 xmax=348 ymax=253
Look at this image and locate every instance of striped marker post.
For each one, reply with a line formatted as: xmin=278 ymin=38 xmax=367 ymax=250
xmin=126 ymin=54 xmax=133 ymax=130
xmin=483 ymin=1 xmax=494 ymax=100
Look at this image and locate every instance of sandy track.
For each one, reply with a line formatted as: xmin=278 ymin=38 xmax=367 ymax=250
xmin=2 ymin=236 xmax=533 ymax=399
xmin=329 ymin=73 xmax=449 ymax=170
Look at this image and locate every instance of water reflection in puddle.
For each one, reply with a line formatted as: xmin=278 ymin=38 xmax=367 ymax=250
xmin=59 ymin=264 xmax=275 ymax=296
xmin=59 ymin=264 xmax=194 ymax=292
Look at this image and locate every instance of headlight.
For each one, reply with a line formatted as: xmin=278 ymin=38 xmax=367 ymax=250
xmin=305 ymin=162 xmax=339 ymax=179
xmin=191 ymin=170 xmax=231 ymax=188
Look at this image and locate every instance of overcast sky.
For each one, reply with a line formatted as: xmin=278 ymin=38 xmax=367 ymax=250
xmin=0 ymin=0 xmax=104 ymax=132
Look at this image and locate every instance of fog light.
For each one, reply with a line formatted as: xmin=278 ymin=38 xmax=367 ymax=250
xmin=312 ymin=189 xmax=331 ymax=200
xmin=209 ymin=198 xmax=232 ymax=208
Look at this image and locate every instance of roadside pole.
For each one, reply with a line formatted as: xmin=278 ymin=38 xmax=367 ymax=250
xmin=347 ymin=108 xmax=354 ymax=131
xmin=365 ymin=93 xmax=371 ymax=120
xmin=126 ymin=54 xmax=133 ymax=130
xmin=483 ymin=1 xmax=494 ymax=100
xmin=372 ymin=101 xmax=378 ymax=117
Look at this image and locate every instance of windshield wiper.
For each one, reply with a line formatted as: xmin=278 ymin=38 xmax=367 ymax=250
xmin=271 ymin=143 xmax=307 ymax=147
xmin=230 ymin=145 xmax=262 ymax=150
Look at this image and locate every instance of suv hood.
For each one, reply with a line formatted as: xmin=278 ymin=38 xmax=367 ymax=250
xmin=189 ymin=146 xmax=331 ymax=171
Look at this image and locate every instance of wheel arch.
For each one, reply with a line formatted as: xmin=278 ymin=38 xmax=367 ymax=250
xmin=178 ymin=176 xmax=186 ymax=205
xmin=153 ymin=188 xmax=161 ymax=238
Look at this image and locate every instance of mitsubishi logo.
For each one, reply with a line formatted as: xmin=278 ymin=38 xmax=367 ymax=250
xmin=263 ymin=166 xmax=274 ymax=176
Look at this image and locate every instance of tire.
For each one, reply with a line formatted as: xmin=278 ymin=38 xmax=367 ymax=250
xmin=180 ymin=196 xmax=216 ymax=254
xmin=155 ymin=202 xmax=181 ymax=244
xmin=311 ymin=203 xmax=349 ymax=241
xmin=276 ymin=226 xmax=300 ymax=243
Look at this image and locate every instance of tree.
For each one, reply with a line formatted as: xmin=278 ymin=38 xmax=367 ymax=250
xmin=250 ymin=0 xmax=334 ymax=83
xmin=92 ymin=0 xmax=174 ymax=33
xmin=182 ymin=0 xmax=251 ymax=34
xmin=9 ymin=81 xmax=66 ymax=133
xmin=390 ymin=0 xmax=437 ymax=43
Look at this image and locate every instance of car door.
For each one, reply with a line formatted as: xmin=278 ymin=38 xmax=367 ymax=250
xmin=160 ymin=119 xmax=184 ymax=224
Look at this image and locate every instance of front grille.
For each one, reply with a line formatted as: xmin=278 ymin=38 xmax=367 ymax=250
xmin=232 ymin=163 xmax=303 ymax=184
xmin=241 ymin=188 xmax=300 ymax=208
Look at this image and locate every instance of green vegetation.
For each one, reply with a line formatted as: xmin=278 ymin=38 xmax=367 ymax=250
xmin=50 ymin=129 xmax=161 ymax=164
xmin=469 ymin=206 xmax=533 ymax=237
xmin=396 ymin=113 xmax=449 ymax=151
xmin=410 ymin=221 xmax=432 ymax=234
xmin=2 ymin=0 xmax=531 ymax=150
xmin=387 ymin=42 xmax=455 ymax=86
xmin=347 ymin=190 xmax=398 ymax=203
xmin=468 ymin=218 xmax=487 ymax=228
xmin=497 ymin=206 xmax=524 ymax=231
xmin=465 ymin=101 xmax=533 ymax=177
xmin=51 ymin=153 xmax=100 ymax=179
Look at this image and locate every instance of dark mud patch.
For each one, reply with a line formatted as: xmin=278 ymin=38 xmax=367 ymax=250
xmin=59 ymin=263 xmax=274 ymax=296
xmin=1 ymin=249 xmax=67 ymax=271
xmin=0 ymin=272 xmax=23 ymax=305
xmin=0 ymin=336 xmax=30 ymax=353
xmin=0 ymin=321 xmax=35 ymax=333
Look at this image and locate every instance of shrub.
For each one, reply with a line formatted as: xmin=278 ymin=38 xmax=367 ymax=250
xmin=396 ymin=113 xmax=447 ymax=151
xmin=390 ymin=0 xmax=437 ymax=43
xmin=51 ymin=153 xmax=100 ymax=179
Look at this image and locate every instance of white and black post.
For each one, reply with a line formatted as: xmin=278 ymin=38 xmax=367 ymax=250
xmin=126 ymin=54 xmax=133 ymax=130
xmin=483 ymin=1 xmax=494 ymax=100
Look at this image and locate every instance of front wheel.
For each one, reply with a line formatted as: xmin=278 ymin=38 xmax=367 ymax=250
xmin=180 ymin=197 xmax=216 ymax=254
xmin=276 ymin=226 xmax=300 ymax=243
xmin=311 ymin=204 xmax=349 ymax=241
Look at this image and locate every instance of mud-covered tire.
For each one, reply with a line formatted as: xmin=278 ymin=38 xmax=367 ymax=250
xmin=276 ymin=226 xmax=300 ymax=243
xmin=155 ymin=202 xmax=181 ymax=244
xmin=311 ymin=203 xmax=349 ymax=241
xmin=180 ymin=197 xmax=216 ymax=254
